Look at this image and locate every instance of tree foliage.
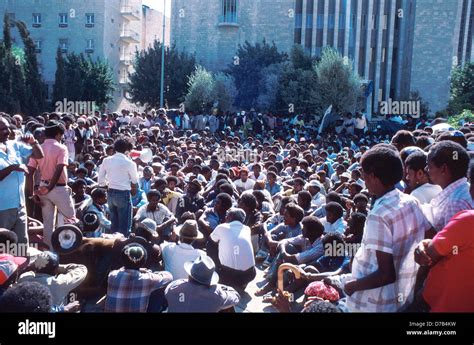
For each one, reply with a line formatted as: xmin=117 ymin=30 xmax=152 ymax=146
xmin=0 ymin=16 xmax=45 ymax=116
xmin=313 ymin=47 xmax=361 ymax=114
xmin=226 ymin=40 xmax=287 ymax=109
xmin=129 ymin=41 xmax=196 ymax=108
xmin=184 ymin=66 xmax=215 ymax=112
xmin=447 ymin=63 xmax=474 ymax=115
xmin=53 ymin=52 xmax=115 ymax=108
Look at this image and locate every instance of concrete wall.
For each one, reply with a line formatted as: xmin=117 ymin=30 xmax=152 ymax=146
xmin=171 ymin=0 xmax=295 ymax=71
xmin=410 ymin=0 xmax=465 ymax=113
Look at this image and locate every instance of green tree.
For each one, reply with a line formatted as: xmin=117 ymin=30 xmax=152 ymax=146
xmin=16 ymin=20 xmax=46 ymax=116
xmin=257 ymin=63 xmax=284 ymax=111
xmin=184 ymin=66 xmax=215 ymax=112
xmin=409 ymin=90 xmax=430 ymax=116
xmin=129 ymin=41 xmax=196 ymax=108
xmin=226 ymin=40 xmax=287 ymax=109
xmin=313 ymin=47 xmax=361 ymax=114
xmin=213 ymin=72 xmax=236 ymax=112
xmin=0 ymin=14 xmax=25 ymax=114
xmin=276 ymin=46 xmax=319 ymax=113
xmin=52 ymin=47 xmax=66 ymax=104
xmin=448 ymin=63 xmax=474 ymax=115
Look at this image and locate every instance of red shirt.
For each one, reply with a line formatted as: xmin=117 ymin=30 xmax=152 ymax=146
xmin=423 ymin=210 xmax=474 ymax=312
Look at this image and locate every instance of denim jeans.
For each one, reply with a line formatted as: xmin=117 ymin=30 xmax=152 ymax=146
xmin=108 ymin=189 xmax=132 ymax=236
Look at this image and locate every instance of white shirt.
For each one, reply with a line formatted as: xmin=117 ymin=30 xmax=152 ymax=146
xmin=355 ymin=115 xmax=367 ymax=129
xmin=347 ymin=190 xmax=430 ymax=312
xmin=322 ymin=217 xmax=346 ymax=234
xmin=98 ymin=152 xmax=139 ymax=191
xmin=160 ymin=242 xmax=205 ymax=280
xmin=135 ymin=203 xmax=173 ymax=224
xmin=311 ymin=192 xmax=326 ymax=209
xmin=410 ymin=183 xmax=442 ymax=205
xmin=210 ymin=221 xmax=255 ymax=271
xmin=234 ymin=178 xmax=255 ymax=192
xmin=250 ymin=172 xmax=266 ymax=181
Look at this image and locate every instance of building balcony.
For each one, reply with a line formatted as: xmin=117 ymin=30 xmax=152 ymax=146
xmin=119 ymin=76 xmax=130 ymax=85
xmin=120 ymin=55 xmax=133 ymax=66
xmin=218 ymin=14 xmax=239 ymax=27
xmin=120 ymin=30 xmax=140 ymax=43
xmin=121 ymin=6 xmax=140 ymax=21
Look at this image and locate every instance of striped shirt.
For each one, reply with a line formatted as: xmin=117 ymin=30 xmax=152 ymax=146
xmin=347 ymin=189 xmax=430 ymax=312
xmin=105 ymin=268 xmax=173 ymax=313
xmin=421 ymin=178 xmax=473 ymax=232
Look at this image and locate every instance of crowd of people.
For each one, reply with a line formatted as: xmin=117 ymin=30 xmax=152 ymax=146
xmin=0 ymin=107 xmax=473 ymax=313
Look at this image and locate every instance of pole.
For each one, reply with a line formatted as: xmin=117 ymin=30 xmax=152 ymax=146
xmin=160 ymin=0 xmax=166 ymax=108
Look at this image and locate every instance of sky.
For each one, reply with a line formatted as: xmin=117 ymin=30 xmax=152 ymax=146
xmin=142 ymin=0 xmax=172 ymax=16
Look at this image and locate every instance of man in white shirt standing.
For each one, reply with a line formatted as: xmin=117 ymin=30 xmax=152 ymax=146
xmin=98 ymin=139 xmax=139 ymax=236
xmin=404 ymin=151 xmax=442 ymax=204
xmin=161 ymin=220 xmax=205 ymax=280
xmin=210 ymin=208 xmax=256 ymax=290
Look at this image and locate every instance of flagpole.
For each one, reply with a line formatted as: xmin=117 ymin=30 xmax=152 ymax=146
xmin=160 ymin=0 xmax=166 ymax=108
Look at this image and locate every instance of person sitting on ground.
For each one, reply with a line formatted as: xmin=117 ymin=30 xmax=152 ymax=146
xmin=139 ymin=166 xmax=155 ymax=194
xmin=134 ymin=190 xmax=176 ymax=240
xmin=238 ymin=193 xmax=263 ymax=252
xmin=297 ymin=191 xmax=314 ymax=216
xmin=209 ymin=208 xmax=256 ymax=290
xmin=0 ymin=281 xmax=53 ymax=312
xmin=165 ymin=255 xmax=240 ymax=313
xmin=84 ymin=188 xmax=111 ymax=236
xmin=257 ymin=216 xmax=325 ymax=297
xmin=321 ymin=202 xmax=346 ymax=234
xmin=105 ymin=243 xmax=173 ymax=313
xmin=18 ymin=251 xmax=87 ymax=311
xmin=160 ymin=220 xmax=205 ymax=280
xmin=404 ymin=151 xmax=442 ymax=205
xmin=343 ymin=212 xmax=366 ymax=244
xmin=234 ymin=168 xmax=255 ymax=194
xmin=130 ymin=183 xmax=148 ymax=216
xmin=306 ymin=180 xmax=326 ymax=209
xmin=175 ymin=180 xmax=206 ymax=221
xmin=71 ymin=179 xmax=91 ymax=218
xmin=263 ymin=203 xmax=304 ymax=260
xmin=198 ymin=193 xmax=233 ymax=238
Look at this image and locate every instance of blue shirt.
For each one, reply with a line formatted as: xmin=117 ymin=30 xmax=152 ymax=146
xmin=265 ymin=182 xmax=282 ymax=197
xmin=132 ymin=189 xmax=148 ymax=208
xmin=0 ymin=141 xmax=32 ymax=210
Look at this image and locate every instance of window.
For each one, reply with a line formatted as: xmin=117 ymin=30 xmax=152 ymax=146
xmin=33 ymin=13 xmax=42 ymax=27
xmin=59 ymin=13 xmax=68 ymax=27
xmin=86 ymin=39 xmax=94 ymax=53
xmin=86 ymin=13 xmax=95 ymax=27
xmin=220 ymin=0 xmax=238 ymax=24
xmin=35 ymin=40 xmax=42 ymax=53
xmin=59 ymin=39 xmax=68 ymax=52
